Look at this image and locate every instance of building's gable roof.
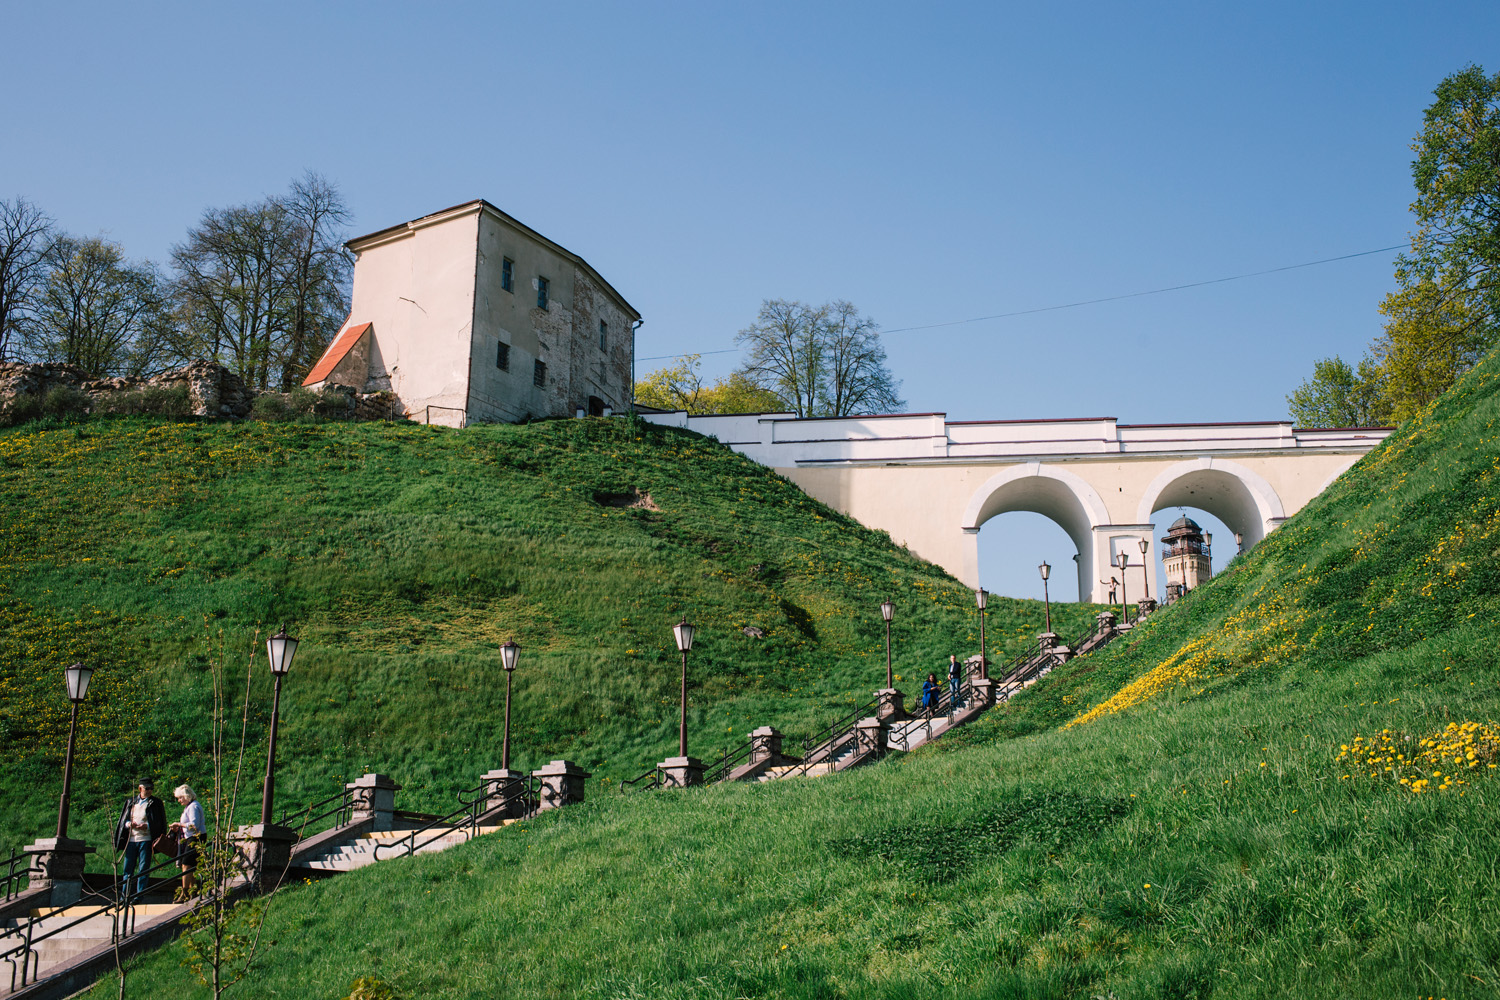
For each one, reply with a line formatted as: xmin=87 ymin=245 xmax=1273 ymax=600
xmin=345 ymin=200 xmax=640 ymax=321
xmin=303 ymin=322 xmax=372 ymax=386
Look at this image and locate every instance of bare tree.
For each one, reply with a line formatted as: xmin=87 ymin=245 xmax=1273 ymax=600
xmin=278 ymin=173 xmax=352 ymax=388
xmin=822 ymin=300 xmax=904 ymax=416
xmin=20 ymin=236 xmax=174 ymax=376
xmin=735 ymin=300 xmax=825 ymax=417
xmin=0 ymin=198 xmax=56 ymax=363
xmin=171 ymin=176 xmax=352 ymax=392
xmin=734 ymin=299 xmax=903 ymax=417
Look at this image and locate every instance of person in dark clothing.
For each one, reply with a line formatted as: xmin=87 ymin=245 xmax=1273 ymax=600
xmin=947 ymin=654 xmax=965 ymax=709
xmin=921 ymin=673 xmax=941 ymax=716
xmin=114 ymin=779 xmax=166 ymax=897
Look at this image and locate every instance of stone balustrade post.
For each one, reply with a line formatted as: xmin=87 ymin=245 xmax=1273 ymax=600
xmin=346 ymin=773 xmax=401 ymax=832
xmin=1137 ymin=598 xmax=1158 ymax=618
xmin=855 ymin=717 xmax=889 ymax=763
xmin=21 ymin=838 xmax=94 ymax=907
xmin=231 ymin=823 xmax=299 ymax=894
xmin=1095 ymin=610 xmax=1117 ymax=632
xmin=480 ymin=768 xmax=531 ymax=820
xmin=970 ymin=678 xmax=996 ymax=708
xmin=749 ymin=726 xmax=784 ymax=765
xmin=532 ymin=760 xmax=591 ymax=810
xmin=655 ymin=756 xmax=704 ymax=789
xmin=875 ymin=688 xmax=906 ymax=721
xmin=1037 ymin=632 xmax=1059 ymax=651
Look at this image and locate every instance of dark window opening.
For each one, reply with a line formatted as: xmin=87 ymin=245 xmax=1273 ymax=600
xmin=536 ymin=276 xmax=549 ymax=310
xmin=533 ymin=359 xmax=547 ymax=387
xmin=598 ymin=319 xmax=608 ymax=352
xmin=588 ymin=395 xmax=605 ymax=417
xmin=501 ymin=258 xmax=514 ymax=293
xmin=496 ymin=341 xmax=510 ymax=371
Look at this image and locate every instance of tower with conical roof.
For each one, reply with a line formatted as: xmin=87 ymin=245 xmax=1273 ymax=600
xmin=1161 ymin=515 xmax=1212 ymax=601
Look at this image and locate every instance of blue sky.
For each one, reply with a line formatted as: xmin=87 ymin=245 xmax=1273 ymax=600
xmin=7 ymin=1 xmax=1496 ymax=599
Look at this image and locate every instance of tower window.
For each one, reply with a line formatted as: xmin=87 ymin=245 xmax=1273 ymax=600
xmin=536 ymin=277 xmax=549 ymax=310
xmin=533 ymin=359 xmax=547 ymax=387
xmin=496 ymin=342 xmax=510 ymax=371
xmin=501 ymin=258 xmax=514 ymax=293
xmin=599 ymin=319 xmax=608 ymax=352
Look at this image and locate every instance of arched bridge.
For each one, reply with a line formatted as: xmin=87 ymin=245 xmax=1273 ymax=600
xmin=640 ymin=410 xmax=1390 ymax=603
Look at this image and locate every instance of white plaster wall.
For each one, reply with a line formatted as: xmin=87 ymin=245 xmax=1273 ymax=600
xmin=347 ymin=212 xmax=481 ymax=422
xmin=643 ymin=409 xmax=1388 ymax=602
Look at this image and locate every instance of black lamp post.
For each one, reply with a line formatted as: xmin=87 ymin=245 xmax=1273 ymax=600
xmin=499 ymin=640 xmax=520 ymax=770
xmin=1138 ymin=538 xmax=1150 ymax=602
xmin=673 ymin=617 xmax=696 ymax=757
xmin=1117 ymin=552 xmax=1130 ymax=625
xmin=54 ymin=663 xmax=94 ymax=840
xmin=975 ymin=588 xmax=988 ymax=680
xmin=1038 ymin=562 xmax=1052 ymax=635
xmin=260 ymin=626 xmax=299 ymax=827
xmin=880 ymin=598 xmax=895 ymax=688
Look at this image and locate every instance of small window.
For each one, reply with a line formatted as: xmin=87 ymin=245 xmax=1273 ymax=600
xmin=496 ymin=341 xmax=510 ymax=371
xmin=501 ymin=258 xmax=514 ymax=293
xmin=599 ymin=319 xmax=608 ymax=352
xmin=533 ymin=359 xmax=547 ymax=387
xmin=536 ymin=277 xmax=549 ymax=310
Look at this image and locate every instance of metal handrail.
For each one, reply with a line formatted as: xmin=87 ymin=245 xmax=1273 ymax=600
xmin=704 ymin=738 xmax=757 ymax=785
xmin=278 ymin=785 xmax=355 ymax=838
xmin=774 ymin=698 xmax=878 ymax=779
xmin=620 ymin=767 xmax=663 ymax=793
xmin=2 ymin=847 xmax=196 ymax=991
xmin=372 ymin=778 xmax=517 ymax=862
xmin=460 ymin=773 xmax=539 ymax=818
xmin=1 ymin=847 xmax=38 ymax=902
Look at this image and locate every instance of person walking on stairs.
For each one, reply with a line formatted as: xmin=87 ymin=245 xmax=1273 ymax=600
xmin=921 ymin=673 xmax=940 ymax=717
xmin=114 ymin=778 xmax=166 ymax=899
xmin=947 ymin=655 xmax=964 ymax=710
xmin=170 ymin=784 xmax=205 ymax=897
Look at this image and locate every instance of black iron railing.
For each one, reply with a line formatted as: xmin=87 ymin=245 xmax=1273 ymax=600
xmin=704 ymin=738 xmax=756 ymax=785
xmin=620 ymin=767 xmax=663 ymax=793
xmin=773 ymin=698 xmax=879 ymax=779
xmin=278 ymin=785 xmax=355 ymax=839
xmin=3 ymin=847 xmax=196 ymax=991
xmin=373 ymin=776 xmax=534 ymax=862
xmin=0 ymin=847 xmax=37 ymax=903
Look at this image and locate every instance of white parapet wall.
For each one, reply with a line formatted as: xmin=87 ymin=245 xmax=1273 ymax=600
xmin=639 ymin=409 xmax=1391 ymax=602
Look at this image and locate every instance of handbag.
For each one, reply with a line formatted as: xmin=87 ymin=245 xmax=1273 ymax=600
xmin=153 ymin=830 xmax=179 ymax=859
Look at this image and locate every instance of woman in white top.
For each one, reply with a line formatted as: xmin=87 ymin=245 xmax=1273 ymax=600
xmin=170 ymin=784 xmax=206 ymax=895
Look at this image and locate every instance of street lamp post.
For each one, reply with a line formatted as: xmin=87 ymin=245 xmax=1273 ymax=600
xmin=1038 ymin=562 xmax=1052 ymax=635
xmin=1138 ymin=538 xmax=1150 ymax=603
xmin=1234 ymin=531 xmax=1243 ymax=554
xmin=260 ymin=626 xmax=299 ymax=828
xmin=673 ymin=618 xmax=696 ymax=757
xmin=54 ymin=664 xmax=94 ymax=839
xmin=499 ymin=640 xmax=520 ymax=770
xmin=975 ymin=588 xmax=988 ymax=680
xmin=880 ymin=598 xmax=895 ymax=688
xmin=1117 ymin=552 xmax=1130 ymax=625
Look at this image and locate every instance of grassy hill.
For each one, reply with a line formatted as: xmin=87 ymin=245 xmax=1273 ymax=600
xmin=70 ymin=347 xmax=1500 ymax=998
xmin=0 ymin=413 xmax=1101 ymax=859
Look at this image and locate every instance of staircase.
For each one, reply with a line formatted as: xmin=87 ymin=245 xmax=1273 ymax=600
xmin=297 ymin=820 xmax=517 ymax=874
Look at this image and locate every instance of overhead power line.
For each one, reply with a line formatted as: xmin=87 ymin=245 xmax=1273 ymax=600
xmin=881 ymin=244 xmax=1406 ymax=334
xmin=634 ymin=242 xmax=1406 ymax=364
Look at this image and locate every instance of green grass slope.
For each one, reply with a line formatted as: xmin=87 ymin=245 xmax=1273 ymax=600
xmin=0 ymin=414 xmax=1100 ymax=859
xmin=81 ymin=349 xmax=1500 ymax=999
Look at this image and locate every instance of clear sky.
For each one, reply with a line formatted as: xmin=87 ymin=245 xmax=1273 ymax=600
xmin=7 ymin=2 xmax=1496 ymax=599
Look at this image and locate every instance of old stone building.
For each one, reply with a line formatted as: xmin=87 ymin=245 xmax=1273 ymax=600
xmin=1160 ymin=515 xmax=1213 ymax=602
xmin=304 ymin=200 xmax=640 ymax=426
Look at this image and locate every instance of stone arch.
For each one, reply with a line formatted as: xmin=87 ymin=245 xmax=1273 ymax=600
xmin=961 ymin=462 xmax=1111 ymax=598
xmin=1134 ymin=458 xmax=1286 ymax=547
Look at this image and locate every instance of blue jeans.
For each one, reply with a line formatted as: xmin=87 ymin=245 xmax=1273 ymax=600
xmin=950 ymin=677 xmax=963 ymax=706
xmin=123 ymin=840 xmax=151 ymax=897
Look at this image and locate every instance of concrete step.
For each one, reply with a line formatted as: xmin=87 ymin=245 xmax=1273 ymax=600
xmin=0 ymin=903 xmax=180 ymax=978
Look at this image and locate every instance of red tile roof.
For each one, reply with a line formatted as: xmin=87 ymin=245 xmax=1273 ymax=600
xmin=303 ymin=322 xmax=372 ymax=386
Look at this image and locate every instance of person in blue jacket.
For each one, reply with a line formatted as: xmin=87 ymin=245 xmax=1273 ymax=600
xmin=921 ymin=673 xmax=941 ymax=716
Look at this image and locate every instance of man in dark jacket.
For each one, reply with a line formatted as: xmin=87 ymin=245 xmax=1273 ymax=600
xmin=114 ymin=779 xmax=166 ymax=897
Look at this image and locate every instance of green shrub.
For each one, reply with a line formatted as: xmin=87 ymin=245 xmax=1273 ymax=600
xmin=0 ymin=391 xmax=43 ymax=427
xmin=98 ymin=385 xmax=192 ymax=418
xmin=343 ymin=977 xmax=398 ymax=1000
xmin=41 ymin=385 xmax=90 ymax=419
xmin=249 ymin=392 xmax=291 ymax=421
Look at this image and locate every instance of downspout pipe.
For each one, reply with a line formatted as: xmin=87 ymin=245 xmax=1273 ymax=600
xmin=630 ymin=318 xmax=644 ymax=414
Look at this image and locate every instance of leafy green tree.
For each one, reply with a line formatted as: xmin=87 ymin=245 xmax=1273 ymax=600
xmin=1286 ymin=355 xmax=1388 ymax=427
xmin=634 ymin=353 xmax=784 ymax=414
xmin=1378 ymin=65 xmax=1500 ymax=419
